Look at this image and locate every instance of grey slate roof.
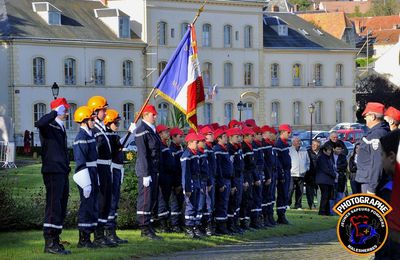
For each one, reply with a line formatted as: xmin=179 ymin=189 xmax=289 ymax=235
xmin=0 ymin=0 xmax=141 ymax=43
xmin=263 ymin=12 xmax=354 ymax=50
xmin=264 ymin=0 xmax=292 ymax=12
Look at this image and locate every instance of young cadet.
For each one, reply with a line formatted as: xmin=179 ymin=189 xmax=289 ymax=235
xmin=240 ymin=127 xmax=256 ymax=230
xmin=252 ymin=126 xmax=266 ymax=228
xmin=103 ymin=109 xmax=128 ymax=244
xmin=201 ymin=126 xmax=216 ymax=235
xmin=226 ymin=128 xmax=245 ymax=234
xmin=87 ymin=96 xmax=117 ymax=247
xmin=197 ymin=133 xmax=211 ymax=237
xmin=72 ymin=106 xmax=99 ymax=249
xmin=169 ymin=127 xmax=185 ymax=232
xmin=213 ymin=129 xmax=233 ymax=235
xmin=181 ymin=133 xmax=202 ymax=239
xmin=274 ymin=124 xmax=292 ymax=225
xmin=156 ymin=124 xmax=175 ymax=233
xmin=261 ymin=126 xmax=276 ymax=227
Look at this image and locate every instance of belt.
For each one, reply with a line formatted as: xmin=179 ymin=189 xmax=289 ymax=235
xmin=97 ymin=159 xmax=112 ymax=165
xmin=86 ymin=161 xmax=97 ymax=167
xmin=111 ymin=163 xmax=124 ymax=170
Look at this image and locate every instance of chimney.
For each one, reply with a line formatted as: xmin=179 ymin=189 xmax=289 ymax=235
xmin=294 ymin=4 xmax=299 ymax=12
xmin=99 ymin=0 xmax=108 ymax=6
xmin=313 ymin=3 xmax=319 ymax=11
xmin=272 ymin=5 xmax=279 ymax=12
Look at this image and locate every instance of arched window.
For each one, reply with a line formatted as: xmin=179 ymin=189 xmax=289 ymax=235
xmin=181 ymin=22 xmax=189 ymax=38
xmin=224 ymin=102 xmax=233 ymax=124
xmin=224 ymin=25 xmax=232 ymax=48
xmin=336 ymin=100 xmax=344 ymax=123
xmin=314 ymin=101 xmax=322 ymax=124
xmin=64 ymin=58 xmax=76 ymax=85
xmin=158 ymin=61 xmax=167 ymax=77
xmin=336 ymin=64 xmax=343 ymax=86
xmin=203 ymin=62 xmax=212 ymax=86
xmin=94 ymin=59 xmax=105 ymax=85
xmin=314 ymin=63 xmax=322 ymax=86
xmin=158 ymin=102 xmax=169 ymax=124
xmin=271 ymin=101 xmax=280 ymax=126
xmin=33 ymin=103 xmax=46 ymax=124
xmin=244 ymin=25 xmax=253 ymax=48
xmin=123 ymin=60 xmax=133 ymax=86
xmin=244 ymin=63 xmax=253 ymax=85
xmin=224 ymin=62 xmax=232 ymax=86
xmin=123 ymin=103 xmax=135 ymax=129
xmin=293 ymin=63 xmax=301 ymax=86
xmin=293 ymin=101 xmax=301 ymax=125
xmin=243 ymin=102 xmax=253 ymax=120
xmin=271 ymin=63 xmax=279 ymax=87
xmin=202 ymin=24 xmax=211 ymax=47
xmin=204 ymin=103 xmax=213 ymax=124
xmin=33 ymin=57 xmax=45 ymax=85
xmin=65 ymin=103 xmax=77 ymax=130
xmin=158 ymin=21 xmax=167 ymax=45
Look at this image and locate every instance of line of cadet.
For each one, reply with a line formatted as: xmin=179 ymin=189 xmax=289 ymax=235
xmin=133 ymin=104 xmax=294 ymax=240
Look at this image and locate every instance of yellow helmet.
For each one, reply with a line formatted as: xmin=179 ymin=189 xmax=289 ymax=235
xmin=87 ymin=96 xmax=108 ymax=111
xmin=74 ymin=106 xmax=94 ymax=123
xmin=104 ymin=109 xmax=121 ymax=125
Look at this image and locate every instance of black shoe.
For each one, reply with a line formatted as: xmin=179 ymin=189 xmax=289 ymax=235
xmin=54 ymin=235 xmax=71 ymax=254
xmin=277 ymin=215 xmax=290 ymax=225
xmin=250 ymin=218 xmax=262 ymax=229
xmin=193 ymin=226 xmax=204 ymax=238
xmin=185 ymin=226 xmax=200 ymax=239
xmin=77 ymin=230 xmax=98 ymax=249
xmin=159 ymin=219 xmax=172 ymax=233
xmin=44 ymin=237 xmax=70 ymax=255
xmin=105 ymin=228 xmax=128 ymax=244
xmin=141 ymin=226 xmax=163 ymax=240
xmin=204 ymin=223 xmax=214 ymax=236
xmin=268 ymin=214 xmax=277 ymax=226
xmin=93 ymin=227 xmax=118 ymax=247
xmin=171 ymin=225 xmax=183 ymax=233
xmin=215 ymin=222 xmax=230 ymax=235
xmin=263 ymin=215 xmax=274 ymax=227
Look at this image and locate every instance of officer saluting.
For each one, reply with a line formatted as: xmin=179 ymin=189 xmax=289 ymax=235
xmin=135 ymin=104 xmax=162 ymax=240
xmin=35 ymin=97 xmax=71 ymax=255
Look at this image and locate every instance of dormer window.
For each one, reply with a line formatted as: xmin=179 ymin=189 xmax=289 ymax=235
xmin=278 ymin=25 xmax=288 ymax=36
xmin=32 ymin=2 xmax=62 ymax=25
xmin=119 ymin=17 xmax=130 ymax=38
xmin=94 ymin=8 xmax=130 ymax=39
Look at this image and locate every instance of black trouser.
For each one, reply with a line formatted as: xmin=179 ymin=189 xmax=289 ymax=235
xmin=105 ymin=168 xmax=122 ymax=229
xmin=289 ymin=176 xmax=304 ymax=209
xmin=318 ymin=184 xmax=333 ymax=216
xmin=77 ymin=169 xmax=99 ymax=233
xmin=305 ymin=178 xmax=317 ymax=209
xmin=157 ymin=173 xmax=173 ymax=220
xmin=42 ymin=173 xmax=69 ymax=237
xmin=350 ymin=180 xmax=361 ymax=194
xmin=97 ymin=164 xmax=112 ymax=226
xmin=136 ymin=173 xmax=159 ymax=226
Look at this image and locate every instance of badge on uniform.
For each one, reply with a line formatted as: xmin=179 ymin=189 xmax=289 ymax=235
xmin=371 ymin=139 xmax=380 ymax=150
xmin=230 ymin=155 xmax=234 ymax=162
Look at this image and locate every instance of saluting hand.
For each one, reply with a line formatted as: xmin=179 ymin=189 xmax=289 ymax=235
xmin=265 ymin=178 xmax=272 ymax=186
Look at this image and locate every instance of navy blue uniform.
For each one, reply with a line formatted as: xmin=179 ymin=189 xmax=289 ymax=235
xmin=198 ymin=148 xmax=211 ymax=226
xmin=262 ymin=139 xmax=277 ymax=217
xmin=205 ymin=142 xmax=217 ymax=216
xmin=35 ymin=111 xmax=70 ymax=239
xmin=274 ymin=137 xmax=291 ymax=217
xmin=157 ymin=141 xmax=175 ymax=220
xmin=181 ymin=149 xmax=201 ymax=227
xmin=227 ymin=142 xmax=244 ymax=225
xmin=73 ymin=127 xmax=99 ymax=233
xmin=169 ymin=142 xmax=184 ymax=226
xmin=135 ymin=121 xmax=161 ymax=226
xmin=252 ymin=140 xmax=264 ymax=223
xmin=213 ymin=143 xmax=233 ymax=224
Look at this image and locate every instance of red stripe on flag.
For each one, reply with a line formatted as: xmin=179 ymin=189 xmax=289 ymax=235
xmin=186 ymin=76 xmax=205 ymax=130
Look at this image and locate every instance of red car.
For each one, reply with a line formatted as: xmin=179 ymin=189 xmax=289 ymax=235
xmin=336 ymin=129 xmax=364 ymax=144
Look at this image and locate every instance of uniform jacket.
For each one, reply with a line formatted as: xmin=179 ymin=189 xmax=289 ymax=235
xmin=213 ymin=143 xmax=234 ymax=187
xmin=274 ymin=137 xmax=291 ymax=180
xmin=93 ymin=120 xmax=112 ymax=160
xmin=205 ymin=142 xmax=217 ymax=179
xmin=198 ymin=148 xmax=211 ymax=186
xmin=107 ymin=129 xmax=123 ymax=166
xmin=355 ymin=122 xmax=389 ymax=193
xmin=35 ymin=111 xmax=70 ymax=174
xmin=160 ymin=141 xmax=175 ymax=176
xmin=227 ymin=142 xmax=244 ymax=188
xmin=135 ymin=121 xmax=161 ymax=177
xmin=169 ymin=142 xmax=184 ymax=187
xmin=289 ymin=146 xmax=310 ymax=177
xmin=73 ymin=127 xmax=98 ymax=174
xmin=253 ymin=140 xmax=265 ymax=173
xmin=264 ymin=138 xmax=277 ymax=180
xmin=315 ymin=152 xmax=336 ymax=185
xmin=242 ymin=141 xmax=259 ymax=183
xmin=180 ymin=148 xmax=201 ymax=193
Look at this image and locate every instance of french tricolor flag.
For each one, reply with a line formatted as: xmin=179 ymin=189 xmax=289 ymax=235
xmin=155 ymin=24 xmax=205 ymax=131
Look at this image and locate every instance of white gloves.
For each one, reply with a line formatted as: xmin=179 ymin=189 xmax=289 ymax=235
xmin=54 ymin=105 xmax=66 ymax=116
xmin=128 ymin=123 xmax=137 ymax=134
xmin=121 ymin=168 xmax=125 ymax=184
xmin=143 ymin=176 xmax=152 ymax=187
xmin=83 ymin=185 xmax=92 ymax=198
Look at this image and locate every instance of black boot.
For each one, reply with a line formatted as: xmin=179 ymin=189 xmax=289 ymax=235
xmin=268 ymin=214 xmax=277 ymax=226
xmin=227 ymin=219 xmax=237 ymax=234
xmin=215 ymin=222 xmax=230 ymax=235
xmin=54 ymin=235 xmax=71 ymax=254
xmin=77 ymin=230 xmax=98 ymax=249
xmin=44 ymin=236 xmax=70 ymax=255
xmin=93 ymin=227 xmax=118 ymax=247
xmin=277 ymin=214 xmax=290 ymax=225
xmin=263 ymin=214 xmax=273 ymax=227
xmin=141 ymin=226 xmax=163 ymax=240
xmin=171 ymin=225 xmax=183 ymax=233
xmin=159 ymin=219 xmax=172 ymax=233
xmin=105 ymin=228 xmax=128 ymax=244
xmin=204 ymin=222 xmax=214 ymax=236
xmin=250 ymin=217 xmax=261 ymax=229
xmin=234 ymin=218 xmax=244 ymax=234
xmin=185 ymin=226 xmax=198 ymax=239
xmin=193 ymin=226 xmax=204 ymax=238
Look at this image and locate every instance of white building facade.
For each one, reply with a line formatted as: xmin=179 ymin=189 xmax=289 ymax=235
xmin=374 ymin=42 xmax=400 ymax=87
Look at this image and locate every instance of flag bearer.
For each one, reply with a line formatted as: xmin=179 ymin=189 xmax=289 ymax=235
xmin=36 ymin=97 xmax=71 ymax=255
xmin=169 ymin=127 xmax=185 ymax=232
xmin=197 ymin=133 xmax=211 ymax=237
xmin=72 ymin=106 xmax=99 ymax=249
xmin=103 ymin=109 xmax=128 ymax=244
xmin=274 ymin=124 xmax=292 ymax=225
xmin=252 ymin=126 xmax=265 ymax=228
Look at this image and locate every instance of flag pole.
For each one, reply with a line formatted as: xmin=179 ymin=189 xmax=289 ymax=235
xmin=192 ymin=0 xmax=207 ymax=25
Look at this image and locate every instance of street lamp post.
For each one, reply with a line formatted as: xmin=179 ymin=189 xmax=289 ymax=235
xmin=51 ymin=82 xmax=59 ymax=100
xmin=308 ymin=103 xmax=315 ymax=145
xmin=237 ymin=101 xmax=244 ymax=122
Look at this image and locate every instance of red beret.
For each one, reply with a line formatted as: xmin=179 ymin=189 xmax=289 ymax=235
xmin=228 ymin=120 xmax=241 ymax=129
xmin=362 ymin=102 xmax=385 ymax=116
xmin=156 ymin=124 xmax=169 ymax=133
xmin=188 ymin=128 xmax=196 ymax=134
xmin=197 ymin=133 xmax=206 ymax=141
xmin=278 ymin=124 xmax=292 ymax=133
xmin=211 ymin=123 xmax=220 ymax=130
xmin=261 ymin=125 xmax=271 ymax=133
xmin=384 ymin=106 xmax=400 ymax=121
xmin=242 ymin=127 xmax=255 ymax=136
xmin=185 ymin=133 xmax=202 ymax=142
xmin=245 ymin=119 xmax=257 ymax=128
xmin=226 ymin=128 xmax=241 ymax=137
xmin=170 ymin=127 xmax=184 ymax=136
xmin=269 ymin=127 xmax=277 ymax=135
xmin=50 ymin=97 xmax=70 ymax=110
xmin=214 ymin=129 xmax=225 ymax=139
xmin=220 ymin=125 xmax=228 ymax=131
xmin=143 ymin=104 xmax=157 ymax=115
xmin=253 ymin=126 xmax=262 ymax=134
xmin=200 ymin=126 xmax=214 ymax=135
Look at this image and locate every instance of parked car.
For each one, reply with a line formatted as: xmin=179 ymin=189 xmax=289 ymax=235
xmin=297 ymin=130 xmax=330 ymax=141
xmin=330 ymin=122 xmax=368 ymax=133
xmin=343 ymin=141 xmax=355 ymax=158
xmin=336 ymin=129 xmax=364 ymax=144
